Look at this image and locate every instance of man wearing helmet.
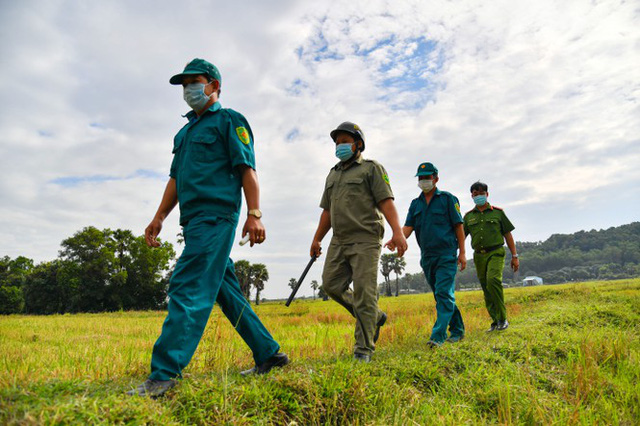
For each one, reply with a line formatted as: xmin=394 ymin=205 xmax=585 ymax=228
xmin=310 ymin=122 xmax=408 ymax=363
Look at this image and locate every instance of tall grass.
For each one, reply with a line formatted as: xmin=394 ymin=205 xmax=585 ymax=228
xmin=1 ymin=279 xmax=639 ymax=424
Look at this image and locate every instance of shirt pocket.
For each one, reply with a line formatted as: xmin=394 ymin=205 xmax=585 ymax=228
xmin=486 ymin=217 xmax=502 ymax=233
xmin=189 ymin=135 xmax=218 ymax=162
xmin=432 ymin=211 xmax=448 ymax=225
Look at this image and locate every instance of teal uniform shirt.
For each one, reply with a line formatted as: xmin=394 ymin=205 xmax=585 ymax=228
xmin=404 ymin=189 xmax=463 ymax=257
xmin=170 ymin=102 xmax=255 ymax=225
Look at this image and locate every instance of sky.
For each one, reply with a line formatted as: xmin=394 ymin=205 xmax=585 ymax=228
xmin=1 ymin=0 xmax=639 ymax=300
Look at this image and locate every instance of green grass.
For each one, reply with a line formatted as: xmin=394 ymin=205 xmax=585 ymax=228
xmin=1 ymin=279 xmax=639 ymax=425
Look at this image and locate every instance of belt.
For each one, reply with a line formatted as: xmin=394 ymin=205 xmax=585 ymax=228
xmin=475 ymin=244 xmax=503 ymax=254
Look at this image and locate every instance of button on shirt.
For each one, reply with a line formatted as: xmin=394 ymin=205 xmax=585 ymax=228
xmin=320 ymin=157 xmax=394 ymax=244
xmin=463 ymin=204 xmax=515 ymax=251
xmin=170 ymin=102 xmax=255 ymax=226
xmin=404 ymin=189 xmax=463 ymax=256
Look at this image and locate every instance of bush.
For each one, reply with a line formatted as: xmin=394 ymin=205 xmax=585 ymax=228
xmin=0 ymin=286 xmax=24 ymax=314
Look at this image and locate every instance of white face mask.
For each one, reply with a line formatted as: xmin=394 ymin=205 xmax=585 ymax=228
xmin=418 ymin=179 xmax=434 ymax=192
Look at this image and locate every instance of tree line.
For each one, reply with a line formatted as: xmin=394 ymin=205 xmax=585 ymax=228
xmin=0 ymin=226 xmax=273 ymax=314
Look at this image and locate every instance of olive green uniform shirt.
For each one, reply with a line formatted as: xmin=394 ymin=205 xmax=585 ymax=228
xmin=463 ymin=204 xmax=515 ymax=251
xmin=320 ymin=156 xmax=394 ymax=244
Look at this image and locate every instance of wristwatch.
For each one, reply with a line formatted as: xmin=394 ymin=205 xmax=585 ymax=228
xmin=512 ymin=254 xmax=519 ymax=258
xmin=248 ymin=209 xmax=262 ymax=219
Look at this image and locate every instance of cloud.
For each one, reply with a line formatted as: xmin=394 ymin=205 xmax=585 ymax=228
xmin=1 ymin=0 xmax=639 ymax=299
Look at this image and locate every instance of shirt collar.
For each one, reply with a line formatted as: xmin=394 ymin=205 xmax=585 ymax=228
xmin=473 ymin=202 xmax=493 ymax=212
xmin=335 ymin=154 xmax=364 ymax=170
xmin=183 ymin=101 xmax=222 ymax=121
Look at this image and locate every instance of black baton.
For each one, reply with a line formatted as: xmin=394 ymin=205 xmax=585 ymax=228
xmin=285 ymin=254 xmax=318 ymax=307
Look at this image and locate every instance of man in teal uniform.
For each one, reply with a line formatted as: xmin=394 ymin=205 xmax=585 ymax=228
xmin=310 ymin=122 xmax=407 ymax=362
xmin=463 ymin=181 xmax=519 ymax=332
xmin=128 ymin=58 xmax=287 ymax=397
xmin=401 ymin=162 xmax=466 ymax=347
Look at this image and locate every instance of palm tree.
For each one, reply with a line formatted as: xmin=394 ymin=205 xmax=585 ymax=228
xmin=234 ymin=260 xmax=252 ymax=300
xmin=380 ymin=254 xmax=395 ymax=296
xmin=391 ymin=256 xmax=406 ymax=296
xmin=251 ymin=263 xmax=269 ymax=305
xmin=310 ymin=280 xmax=319 ymax=300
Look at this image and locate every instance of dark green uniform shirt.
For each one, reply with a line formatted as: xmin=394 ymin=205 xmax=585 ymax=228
xmin=404 ymin=189 xmax=463 ymax=257
xmin=463 ymin=204 xmax=515 ymax=251
xmin=320 ymin=156 xmax=394 ymax=244
xmin=170 ymin=102 xmax=255 ymax=226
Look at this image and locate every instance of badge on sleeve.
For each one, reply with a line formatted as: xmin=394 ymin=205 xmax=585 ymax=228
xmin=382 ymin=173 xmax=390 ymax=185
xmin=236 ymin=127 xmax=250 ymax=145
xmin=455 ymin=202 xmax=461 ymax=213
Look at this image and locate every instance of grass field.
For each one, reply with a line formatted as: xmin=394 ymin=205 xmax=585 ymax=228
xmin=1 ymin=279 xmax=639 ymax=425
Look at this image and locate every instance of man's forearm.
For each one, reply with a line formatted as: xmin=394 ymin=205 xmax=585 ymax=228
xmin=240 ymin=166 xmax=260 ymax=210
xmin=505 ymin=232 xmax=517 ymax=255
xmin=154 ymin=178 xmax=178 ymax=221
xmin=378 ymin=198 xmax=403 ymax=233
xmin=454 ymin=223 xmax=466 ymax=254
xmin=313 ymin=210 xmax=332 ymax=242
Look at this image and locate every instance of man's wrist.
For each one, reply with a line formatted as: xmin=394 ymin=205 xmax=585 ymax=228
xmin=512 ymin=254 xmax=519 ymax=258
xmin=248 ymin=209 xmax=262 ymax=218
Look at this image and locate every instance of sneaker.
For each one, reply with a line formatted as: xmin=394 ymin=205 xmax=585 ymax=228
xmin=426 ymin=340 xmax=442 ymax=348
xmin=240 ymin=352 xmax=289 ymax=376
xmin=445 ymin=335 xmax=464 ymax=343
xmin=126 ymin=378 xmax=176 ymax=398
xmin=497 ymin=320 xmax=509 ymax=331
xmin=354 ymin=353 xmax=371 ymax=363
xmin=486 ymin=322 xmax=498 ymax=332
xmin=374 ymin=312 xmax=387 ymax=343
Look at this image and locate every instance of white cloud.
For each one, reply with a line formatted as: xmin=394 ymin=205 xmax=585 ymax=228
xmin=0 ymin=0 xmax=638 ymax=299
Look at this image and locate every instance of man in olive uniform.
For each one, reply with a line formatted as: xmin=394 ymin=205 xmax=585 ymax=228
xmin=128 ymin=58 xmax=287 ymax=398
xmin=463 ymin=181 xmax=519 ymax=332
xmin=310 ymin=122 xmax=408 ymax=362
xmin=401 ymin=162 xmax=466 ymax=347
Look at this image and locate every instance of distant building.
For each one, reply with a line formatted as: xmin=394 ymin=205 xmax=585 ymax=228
xmin=522 ymin=276 xmax=544 ymax=286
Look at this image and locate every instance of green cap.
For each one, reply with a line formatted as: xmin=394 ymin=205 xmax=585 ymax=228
xmin=416 ymin=162 xmax=438 ymax=176
xmin=170 ymin=58 xmax=221 ymax=85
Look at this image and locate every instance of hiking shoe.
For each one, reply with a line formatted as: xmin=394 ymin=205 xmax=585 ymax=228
xmin=445 ymin=335 xmax=464 ymax=343
xmin=240 ymin=352 xmax=289 ymax=376
xmin=497 ymin=320 xmax=509 ymax=331
xmin=426 ymin=340 xmax=442 ymax=348
xmin=486 ymin=322 xmax=498 ymax=332
xmin=374 ymin=312 xmax=387 ymax=343
xmin=354 ymin=353 xmax=371 ymax=363
xmin=126 ymin=379 xmax=176 ymax=398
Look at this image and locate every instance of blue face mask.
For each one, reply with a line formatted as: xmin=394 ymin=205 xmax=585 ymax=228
xmin=335 ymin=143 xmax=354 ymax=161
xmin=183 ymin=82 xmax=212 ymax=112
xmin=473 ymin=195 xmax=487 ymax=206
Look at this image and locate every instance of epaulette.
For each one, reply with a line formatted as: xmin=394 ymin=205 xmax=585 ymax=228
xmin=465 ymin=208 xmax=476 ymax=215
xmin=492 ymin=206 xmax=503 ymax=211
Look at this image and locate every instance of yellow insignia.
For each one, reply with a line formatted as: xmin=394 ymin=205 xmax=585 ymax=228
xmin=383 ymin=173 xmax=390 ymax=185
xmin=236 ymin=127 xmax=250 ymax=145
xmin=354 ymin=124 xmax=360 ymax=130
xmin=421 ymin=165 xmax=426 ymax=168
xmin=455 ymin=203 xmax=461 ymax=213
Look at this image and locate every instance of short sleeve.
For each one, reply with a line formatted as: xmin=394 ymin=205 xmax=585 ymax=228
xmin=404 ymin=200 xmax=416 ymax=228
xmin=369 ymin=162 xmax=394 ymax=204
xmin=463 ymin=214 xmax=470 ymax=236
xmin=500 ymin=211 xmax=515 ymax=234
xmin=448 ymin=195 xmax=463 ymax=225
xmin=224 ymin=109 xmax=256 ymax=170
xmin=169 ymin=155 xmax=178 ymax=178
xmin=319 ymin=173 xmax=333 ymax=210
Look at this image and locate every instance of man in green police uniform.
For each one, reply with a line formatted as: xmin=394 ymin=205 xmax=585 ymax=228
xmin=310 ymin=122 xmax=408 ymax=362
xmin=128 ymin=59 xmax=287 ymax=398
xmin=463 ymin=181 xmax=519 ymax=332
xmin=401 ymin=162 xmax=466 ymax=347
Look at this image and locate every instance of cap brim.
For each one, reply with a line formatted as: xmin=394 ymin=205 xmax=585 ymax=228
xmin=169 ymin=70 xmax=204 ymax=85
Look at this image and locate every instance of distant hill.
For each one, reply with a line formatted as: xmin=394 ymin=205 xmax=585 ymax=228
xmin=393 ymin=222 xmax=640 ymax=293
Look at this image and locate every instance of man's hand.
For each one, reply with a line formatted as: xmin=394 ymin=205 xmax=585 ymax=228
xmin=310 ymin=239 xmax=322 ymax=258
xmin=511 ymin=257 xmax=519 ymax=272
xmin=384 ymin=231 xmax=408 ymax=257
xmin=242 ymin=215 xmax=266 ymax=247
xmin=145 ymin=218 xmax=163 ymax=248
xmin=458 ymin=252 xmax=467 ymax=271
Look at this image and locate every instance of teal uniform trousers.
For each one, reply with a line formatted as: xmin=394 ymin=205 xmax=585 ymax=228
xmin=420 ymin=254 xmax=465 ymax=344
xmin=149 ymin=215 xmax=280 ymax=381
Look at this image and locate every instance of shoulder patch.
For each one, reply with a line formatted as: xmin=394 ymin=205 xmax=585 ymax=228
xmin=492 ymin=206 xmax=503 ymax=210
xmin=382 ymin=172 xmax=390 ymax=185
xmin=455 ymin=202 xmax=461 ymax=214
xmin=236 ymin=127 xmax=250 ymax=145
